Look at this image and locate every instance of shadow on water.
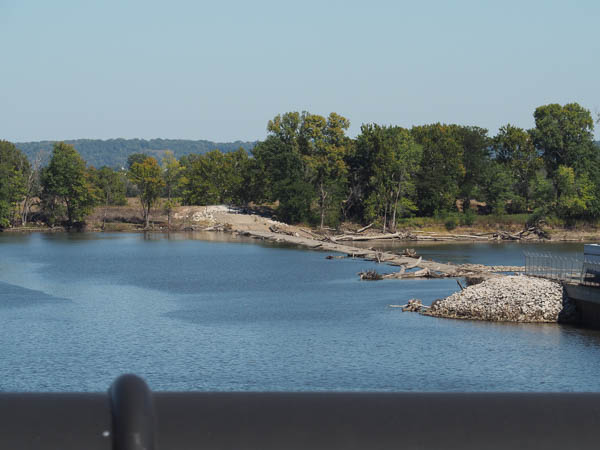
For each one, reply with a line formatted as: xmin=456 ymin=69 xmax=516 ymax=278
xmin=0 ymin=281 xmax=70 ymax=309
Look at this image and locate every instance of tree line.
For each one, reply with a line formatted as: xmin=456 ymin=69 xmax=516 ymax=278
xmin=15 ymin=138 xmax=257 ymax=170
xmin=1 ymin=102 xmax=599 ymax=230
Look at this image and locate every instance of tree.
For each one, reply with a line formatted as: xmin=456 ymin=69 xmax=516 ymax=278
xmin=41 ymin=142 xmax=98 ymax=227
xmin=179 ymin=149 xmax=248 ymax=206
xmin=355 ymin=125 xmax=421 ymax=231
xmin=251 ymin=134 xmax=304 ymax=203
xmin=478 ymin=162 xmax=515 ymax=214
xmin=554 ymin=165 xmax=594 ymax=223
xmin=21 ymin=150 xmax=43 ymax=226
xmin=299 ymin=112 xmax=350 ymax=229
xmin=161 ymin=151 xmax=182 ymax=229
xmin=411 ymin=124 xmax=465 ymax=215
xmin=0 ymin=141 xmax=30 ymax=228
xmin=89 ymin=166 xmax=127 ymax=229
xmin=127 ymin=156 xmax=165 ymax=229
xmin=252 ymin=113 xmax=313 ymax=223
xmin=493 ymin=124 xmax=541 ymax=211
xmin=127 ymin=153 xmax=149 ymax=169
xmin=456 ymin=126 xmax=491 ymax=212
xmin=531 ymin=103 xmax=596 ymax=177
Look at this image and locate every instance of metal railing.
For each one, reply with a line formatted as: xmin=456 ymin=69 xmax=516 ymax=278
xmin=2 ymin=374 xmax=600 ymax=450
xmin=524 ymin=252 xmax=600 ymax=286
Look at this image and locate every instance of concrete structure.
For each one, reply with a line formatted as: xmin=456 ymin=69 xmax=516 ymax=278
xmin=565 ymin=244 xmax=600 ymax=328
xmin=564 ymin=284 xmax=600 ymax=328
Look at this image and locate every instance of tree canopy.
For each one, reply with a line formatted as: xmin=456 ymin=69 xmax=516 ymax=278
xmin=127 ymin=156 xmax=165 ymax=229
xmin=0 ymin=141 xmax=30 ymax=228
xmin=41 ymin=142 xmax=98 ymax=227
xmin=4 ymin=102 xmax=600 ymax=230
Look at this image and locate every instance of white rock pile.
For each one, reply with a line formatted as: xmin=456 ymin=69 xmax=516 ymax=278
xmin=426 ymin=275 xmax=576 ymax=323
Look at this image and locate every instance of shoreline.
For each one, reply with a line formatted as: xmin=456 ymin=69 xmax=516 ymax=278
xmin=4 ymin=202 xmax=599 ymax=242
xmin=4 ymin=223 xmax=599 ymax=242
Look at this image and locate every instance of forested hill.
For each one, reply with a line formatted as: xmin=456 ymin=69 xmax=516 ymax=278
xmin=15 ymin=138 xmax=257 ymax=168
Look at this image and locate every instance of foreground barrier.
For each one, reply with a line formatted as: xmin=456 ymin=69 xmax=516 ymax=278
xmin=1 ymin=374 xmax=600 ymax=450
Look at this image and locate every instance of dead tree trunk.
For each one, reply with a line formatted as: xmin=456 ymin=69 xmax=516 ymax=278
xmin=319 ymin=183 xmax=327 ymax=231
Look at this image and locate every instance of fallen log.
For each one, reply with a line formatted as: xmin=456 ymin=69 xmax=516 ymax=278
xmin=405 ymin=256 xmax=422 ymax=270
xmin=334 ymin=232 xmax=402 ymax=242
xmin=382 ymin=267 xmax=448 ymax=280
xmin=356 ymin=223 xmax=374 ymax=233
xmin=299 ymin=228 xmax=325 ymax=240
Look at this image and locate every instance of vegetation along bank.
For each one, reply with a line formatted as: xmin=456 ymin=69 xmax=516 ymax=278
xmin=1 ymin=102 xmax=600 ymax=239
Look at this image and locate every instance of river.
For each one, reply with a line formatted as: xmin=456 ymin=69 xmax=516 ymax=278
xmin=0 ymin=232 xmax=599 ymax=392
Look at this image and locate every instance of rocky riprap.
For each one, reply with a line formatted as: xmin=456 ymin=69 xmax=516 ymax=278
xmin=425 ymin=275 xmax=577 ymax=323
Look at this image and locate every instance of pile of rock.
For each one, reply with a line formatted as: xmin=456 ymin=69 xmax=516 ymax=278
xmin=425 ymin=275 xmax=576 ymax=323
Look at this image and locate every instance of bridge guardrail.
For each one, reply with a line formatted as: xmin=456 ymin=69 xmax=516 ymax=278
xmin=2 ymin=374 xmax=600 ymax=450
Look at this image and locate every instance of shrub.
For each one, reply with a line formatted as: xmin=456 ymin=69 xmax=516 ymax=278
xmin=444 ymin=216 xmax=458 ymax=231
xmin=460 ymin=210 xmax=476 ymax=227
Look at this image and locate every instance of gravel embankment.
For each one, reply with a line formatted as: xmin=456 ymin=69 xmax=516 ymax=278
xmin=425 ymin=275 xmax=577 ymax=323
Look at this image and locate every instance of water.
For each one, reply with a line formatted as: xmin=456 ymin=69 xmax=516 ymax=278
xmin=1 ymin=232 xmax=599 ymax=392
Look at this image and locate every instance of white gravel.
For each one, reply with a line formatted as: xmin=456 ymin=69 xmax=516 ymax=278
xmin=426 ymin=275 xmax=576 ymax=323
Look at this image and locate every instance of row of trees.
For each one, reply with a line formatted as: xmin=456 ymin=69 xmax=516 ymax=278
xmin=1 ymin=102 xmax=598 ymax=230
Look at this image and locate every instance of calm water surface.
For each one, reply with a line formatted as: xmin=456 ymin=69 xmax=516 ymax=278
xmin=1 ymin=232 xmax=599 ymax=392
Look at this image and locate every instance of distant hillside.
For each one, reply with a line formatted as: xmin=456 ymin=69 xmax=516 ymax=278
xmin=15 ymin=138 xmax=257 ymax=168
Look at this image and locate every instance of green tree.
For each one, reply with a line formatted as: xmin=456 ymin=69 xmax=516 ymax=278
xmin=161 ymin=151 xmax=182 ymax=201
xmin=493 ymin=124 xmax=541 ymax=211
xmin=41 ymin=142 xmax=98 ymax=227
xmin=554 ymin=165 xmax=594 ymax=223
xmin=89 ymin=166 xmax=127 ymax=229
xmin=478 ymin=161 xmax=515 ymax=214
xmin=252 ymin=113 xmax=313 ymax=223
xmin=299 ymin=112 xmax=350 ymax=229
xmin=128 ymin=156 xmax=165 ymax=229
xmin=355 ymin=125 xmax=421 ymax=231
xmin=411 ymin=124 xmax=465 ymax=215
xmin=180 ymin=149 xmax=248 ymax=206
xmin=0 ymin=141 xmax=30 ymax=228
xmin=20 ymin=151 xmax=43 ymax=226
xmin=127 ymin=153 xmax=149 ymax=169
xmin=90 ymin=166 xmax=127 ymax=206
xmin=456 ymin=126 xmax=491 ymax=212
xmin=161 ymin=151 xmax=183 ymax=229
xmin=251 ymin=135 xmax=303 ymax=202
xmin=531 ymin=103 xmax=596 ymax=177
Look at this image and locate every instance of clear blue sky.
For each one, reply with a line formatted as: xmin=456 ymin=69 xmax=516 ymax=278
xmin=2 ymin=0 xmax=599 ymax=142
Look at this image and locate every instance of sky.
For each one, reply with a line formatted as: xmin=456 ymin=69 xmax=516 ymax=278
xmin=1 ymin=0 xmax=599 ymax=142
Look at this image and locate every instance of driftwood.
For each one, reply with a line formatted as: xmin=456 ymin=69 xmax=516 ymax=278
xmin=356 ymin=223 xmax=374 ymax=233
xmin=299 ymin=228 xmax=325 ymax=240
xmin=359 ymin=269 xmax=383 ymax=281
xmin=269 ymin=225 xmax=297 ymax=236
xmin=326 ymin=255 xmax=346 ymax=260
xmin=400 ymin=299 xmax=425 ymax=312
xmin=382 ymin=267 xmax=447 ymax=280
xmin=405 ymin=256 xmax=422 ymax=269
xmin=239 ymin=230 xmax=523 ymax=280
xmin=492 ymin=226 xmax=549 ymax=241
xmin=402 ymin=248 xmax=418 ymax=258
xmin=332 ymin=232 xmax=402 ymax=242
